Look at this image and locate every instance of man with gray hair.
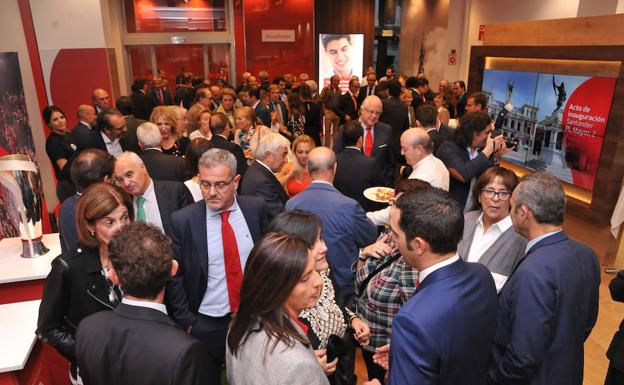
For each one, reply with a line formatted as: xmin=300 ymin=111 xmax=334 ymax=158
xmin=335 ymin=94 xmax=394 ymax=186
xmin=166 ymin=148 xmax=268 ymax=384
xmin=286 ymin=147 xmax=377 ymax=300
xmin=114 ymin=151 xmax=193 ymax=235
xmin=400 ymin=128 xmax=449 ymax=190
xmin=489 ymin=172 xmax=600 ymax=385
xmin=240 ymin=132 xmax=289 ymax=220
xmin=137 ymin=122 xmax=186 ymax=182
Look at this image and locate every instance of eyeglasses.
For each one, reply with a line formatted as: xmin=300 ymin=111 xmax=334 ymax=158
xmin=362 ymin=107 xmax=382 ymax=116
xmin=199 ymin=176 xmax=235 ymax=192
xmin=481 ymin=188 xmax=511 ymax=200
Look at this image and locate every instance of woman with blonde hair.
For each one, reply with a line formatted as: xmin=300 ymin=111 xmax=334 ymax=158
xmin=150 ymin=106 xmax=189 ymax=157
xmin=170 ymin=105 xmax=189 ymax=137
xmin=279 ymin=134 xmax=314 ymax=197
xmin=189 ymin=109 xmax=212 ymax=141
xmin=233 ymin=106 xmax=271 ymax=160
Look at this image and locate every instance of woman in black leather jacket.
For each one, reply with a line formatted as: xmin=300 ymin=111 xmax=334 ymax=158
xmin=37 ymin=183 xmax=132 ymax=383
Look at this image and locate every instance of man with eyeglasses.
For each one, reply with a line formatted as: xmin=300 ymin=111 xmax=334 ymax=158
xmin=335 ymin=95 xmax=394 ymax=186
xmin=166 ymin=148 xmax=268 ymax=384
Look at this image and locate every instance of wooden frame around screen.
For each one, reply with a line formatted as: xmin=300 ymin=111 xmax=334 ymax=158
xmin=468 ymin=46 xmax=624 ymax=225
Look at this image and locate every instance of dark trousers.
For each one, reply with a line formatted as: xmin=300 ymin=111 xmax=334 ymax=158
xmin=191 ymin=313 xmax=231 ymax=385
xmin=362 ymin=349 xmax=386 ymax=384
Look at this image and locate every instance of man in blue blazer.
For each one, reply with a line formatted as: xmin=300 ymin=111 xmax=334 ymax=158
xmin=285 ymin=147 xmax=377 ymax=299
xmin=250 ymin=87 xmax=272 ymax=127
xmin=365 ymin=186 xmax=498 ymax=385
xmin=165 ymin=149 xmax=268 ymax=384
xmin=488 ymin=172 xmax=600 ymax=385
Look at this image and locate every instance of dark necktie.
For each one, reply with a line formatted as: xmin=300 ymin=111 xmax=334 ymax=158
xmin=221 ymin=210 xmax=242 ymax=312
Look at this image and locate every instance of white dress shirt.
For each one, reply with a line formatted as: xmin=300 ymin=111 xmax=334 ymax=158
xmin=408 ymin=153 xmax=450 ymax=191
xmin=199 ymin=198 xmax=255 ymax=316
xmin=134 ymin=179 xmax=164 ymax=232
xmin=101 ymin=131 xmax=123 ymax=156
xmin=525 ymin=229 xmax=563 ymax=253
xmin=419 ymin=255 xmax=460 ymax=284
xmin=467 ymin=214 xmax=514 ymax=292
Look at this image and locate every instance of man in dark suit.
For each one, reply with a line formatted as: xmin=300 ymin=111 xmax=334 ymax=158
xmin=114 ymin=151 xmax=193 ymax=237
xmin=334 ymin=121 xmax=383 ymax=212
xmin=286 ymin=147 xmax=377 ymax=299
xmin=415 ymin=103 xmax=451 ymax=155
xmin=358 ymin=73 xmax=377 ymax=107
xmin=209 ymin=112 xmax=247 ymax=177
xmin=406 ymin=77 xmax=427 ymax=111
xmin=130 ymin=79 xmax=154 ymax=120
xmin=136 ymin=122 xmax=186 ymax=182
xmin=268 ymin=84 xmax=288 ymax=131
xmin=249 ymin=87 xmax=271 ymax=127
xmin=149 ymin=76 xmax=173 ymax=106
xmin=165 ymin=149 xmax=268 ymax=384
xmin=88 ymin=108 xmax=130 ymax=157
xmin=488 ymin=172 xmax=600 ymax=385
xmin=240 ymin=132 xmax=290 ymax=220
xmin=76 ymin=222 xmax=210 ymax=385
xmin=436 ymin=111 xmax=509 ymax=209
xmin=380 ymin=79 xmax=409 ymax=156
xmin=454 ymin=80 xmax=467 ymax=118
xmin=116 ymin=95 xmax=144 ymax=154
xmin=340 ymin=78 xmax=360 ymax=123
xmin=335 ymin=95 xmax=395 ymax=186
xmin=59 ymin=149 xmax=115 ymax=253
xmin=92 ymin=88 xmax=111 ymax=114
xmin=364 ymin=187 xmax=498 ymax=385
xmin=71 ymin=104 xmax=97 ymax=151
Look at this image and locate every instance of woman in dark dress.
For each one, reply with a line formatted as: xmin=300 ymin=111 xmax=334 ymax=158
xmin=269 ymin=210 xmax=371 ymax=385
xmin=43 ymin=105 xmax=78 ymax=201
xmin=37 ymin=183 xmax=133 ymax=384
xmin=299 ymin=83 xmax=323 ymax=146
xmin=150 ymin=106 xmax=189 ymax=157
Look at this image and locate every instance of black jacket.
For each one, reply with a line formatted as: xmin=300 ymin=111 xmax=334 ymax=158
xmin=140 ymin=149 xmax=187 ymax=182
xmin=76 ymin=303 xmax=210 ymax=385
xmin=240 ymin=161 xmax=288 ymax=221
xmin=152 ymin=180 xmax=195 ymax=236
xmin=334 ymin=147 xmax=385 ymax=212
xmin=37 ymin=247 xmax=117 ymax=363
xmin=210 ymin=134 xmax=248 ymax=177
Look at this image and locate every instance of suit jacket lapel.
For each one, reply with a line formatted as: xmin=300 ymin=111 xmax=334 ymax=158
xmin=190 ymin=202 xmax=209 ymax=280
xmin=153 ymin=181 xmax=172 ymax=232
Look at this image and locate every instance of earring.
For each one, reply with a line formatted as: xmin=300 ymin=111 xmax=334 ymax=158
xmin=90 ymin=231 xmax=96 ymax=238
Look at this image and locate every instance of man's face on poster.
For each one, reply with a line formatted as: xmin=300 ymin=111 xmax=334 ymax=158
xmin=325 ymin=37 xmax=352 ymax=78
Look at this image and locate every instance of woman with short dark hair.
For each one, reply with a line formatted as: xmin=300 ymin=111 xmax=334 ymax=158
xmin=457 ymin=166 xmax=526 ymax=292
xmin=226 ymin=233 xmax=328 ymax=385
xmin=37 ymin=183 xmax=133 ymax=384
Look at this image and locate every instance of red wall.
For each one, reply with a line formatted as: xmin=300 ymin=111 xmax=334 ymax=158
xmin=240 ymin=0 xmax=314 ymax=81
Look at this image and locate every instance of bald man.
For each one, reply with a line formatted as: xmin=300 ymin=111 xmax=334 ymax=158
xmin=286 ymin=147 xmax=377 ymax=299
xmin=71 ymin=105 xmax=98 ymax=151
xmin=114 ymin=151 xmax=193 ymax=236
xmin=92 ymin=88 xmax=110 ymax=114
xmin=400 ymin=128 xmax=449 ymax=190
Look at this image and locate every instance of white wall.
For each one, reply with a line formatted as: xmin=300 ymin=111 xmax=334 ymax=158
xmin=0 ymin=0 xmax=57 ymax=209
xmin=29 ymin=0 xmax=106 ymax=49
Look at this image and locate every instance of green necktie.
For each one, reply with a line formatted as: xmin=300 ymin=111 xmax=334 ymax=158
xmin=136 ymin=195 xmax=147 ymax=222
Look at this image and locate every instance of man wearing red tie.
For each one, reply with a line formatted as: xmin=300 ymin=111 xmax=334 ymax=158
xmin=150 ymin=76 xmax=173 ymax=106
xmin=166 ymin=149 xmax=268 ymax=384
xmin=335 ymin=95 xmax=395 ymax=186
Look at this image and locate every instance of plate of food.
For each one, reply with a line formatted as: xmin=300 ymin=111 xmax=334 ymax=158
xmin=363 ymin=187 xmax=395 ymax=203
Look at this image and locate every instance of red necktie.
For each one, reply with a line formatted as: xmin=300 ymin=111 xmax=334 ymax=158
xmin=159 ymin=91 xmax=164 ymax=105
xmin=351 ymin=94 xmax=357 ymax=111
xmin=221 ymin=211 xmax=242 ymax=313
xmin=364 ymin=126 xmax=373 ymax=156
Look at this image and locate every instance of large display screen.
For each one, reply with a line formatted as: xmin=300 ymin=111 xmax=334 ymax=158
xmin=318 ymin=33 xmax=364 ymax=93
xmin=482 ymin=69 xmax=616 ymax=191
